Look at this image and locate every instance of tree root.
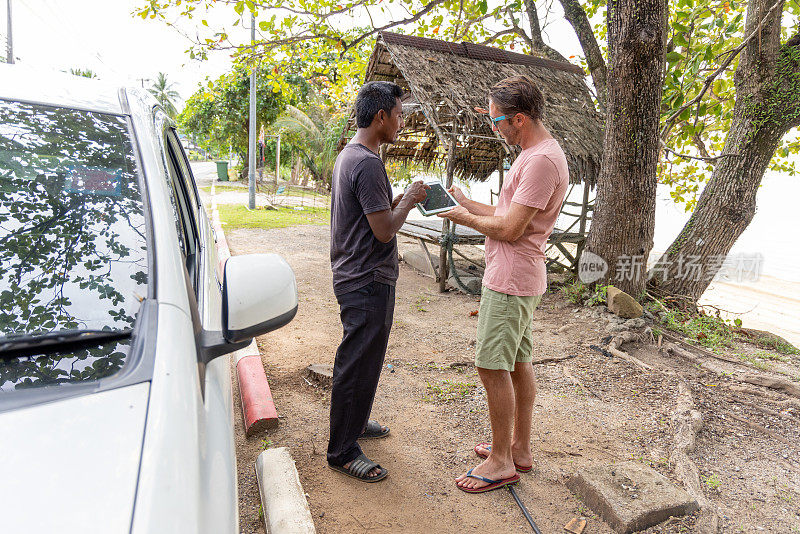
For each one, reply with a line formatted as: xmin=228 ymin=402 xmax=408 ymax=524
xmin=739 ymin=374 xmax=800 ymax=399
xmin=608 ymin=331 xmax=655 ymax=371
xmin=669 ymin=381 xmax=720 ymax=533
xmin=665 ymin=343 xmax=800 ymax=399
xmin=722 ymin=410 xmax=798 ymax=449
xmin=726 ymin=395 xmax=800 ymax=424
xmin=659 ymin=331 xmax=741 ymax=365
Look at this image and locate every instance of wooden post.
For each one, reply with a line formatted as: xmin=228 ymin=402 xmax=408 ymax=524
xmin=496 ymin=155 xmax=504 ymax=203
xmin=438 ymin=138 xmax=456 ymax=292
xmin=575 ymin=181 xmax=591 ymax=271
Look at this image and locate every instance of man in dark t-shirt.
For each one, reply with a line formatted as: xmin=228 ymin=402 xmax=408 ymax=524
xmin=327 ymin=81 xmax=428 ymax=482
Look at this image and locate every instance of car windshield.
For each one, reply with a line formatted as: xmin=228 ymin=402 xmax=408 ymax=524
xmin=0 ymin=99 xmax=148 ymax=391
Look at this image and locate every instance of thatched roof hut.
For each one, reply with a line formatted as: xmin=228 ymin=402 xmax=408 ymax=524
xmin=338 ymin=31 xmax=604 ymax=186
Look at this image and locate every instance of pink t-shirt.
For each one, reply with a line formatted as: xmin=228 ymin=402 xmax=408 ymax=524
xmin=482 ymin=138 xmax=569 ymax=296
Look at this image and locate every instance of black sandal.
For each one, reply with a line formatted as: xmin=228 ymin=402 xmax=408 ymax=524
xmin=329 ymin=453 xmax=388 ymax=483
xmin=359 ymin=420 xmax=390 ymax=439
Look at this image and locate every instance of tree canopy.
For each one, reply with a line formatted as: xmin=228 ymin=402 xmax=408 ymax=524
xmin=178 ymin=66 xmax=303 ymax=170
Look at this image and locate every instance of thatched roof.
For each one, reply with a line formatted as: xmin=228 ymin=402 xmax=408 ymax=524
xmin=337 ymin=31 xmax=603 ymax=186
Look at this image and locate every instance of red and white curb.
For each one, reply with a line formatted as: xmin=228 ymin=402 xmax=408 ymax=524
xmin=210 ymin=181 xmax=279 ymax=435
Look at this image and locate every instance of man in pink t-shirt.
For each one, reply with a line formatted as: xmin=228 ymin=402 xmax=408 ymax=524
xmin=439 ymin=75 xmax=568 ymax=493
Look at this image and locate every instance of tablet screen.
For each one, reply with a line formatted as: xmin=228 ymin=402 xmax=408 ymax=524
xmin=419 ymin=183 xmax=457 ymax=212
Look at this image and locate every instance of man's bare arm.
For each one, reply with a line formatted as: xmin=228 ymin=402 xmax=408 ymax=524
xmin=448 ymin=186 xmax=496 ymax=216
xmin=365 ymin=180 xmax=429 ymax=243
xmin=438 ymin=201 xmax=539 ymax=242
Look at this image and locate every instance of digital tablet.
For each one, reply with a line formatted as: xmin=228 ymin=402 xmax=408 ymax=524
xmin=416 ymin=181 xmax=459 ymax=216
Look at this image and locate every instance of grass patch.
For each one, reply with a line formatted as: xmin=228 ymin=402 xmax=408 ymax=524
xmin=736 ymin=352 xmax=772 ymax=371
xmin=422 ymin=380 xmax=477 ymax=403
xmin=202 ymin=184 xmax=247 ymax=194
xmin=661 ymin=308 xmax=735 ymax=349
xmin=701 ymin=472 xmax=722 ymax=492
xmin=560 ymin=279 xmax=608 ymax=306
xmin=203 ymin=183 xmax=331 ymax=200
xmin=217 ymin=204 xmax=330 ymax=231
xmin=744 ymin=333 xmax=800 ymax=356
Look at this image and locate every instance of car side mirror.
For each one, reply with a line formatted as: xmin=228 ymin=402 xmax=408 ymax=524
xmin=222 ymin=253 xmax=298 ymax=343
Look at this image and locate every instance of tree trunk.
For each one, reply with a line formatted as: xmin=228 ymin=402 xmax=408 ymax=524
xmin=240 ymin=154 xmax=249 ymax=181
xmin=650 ymin=1 xmax=800 ymax=304
xmin=583 ymin=0 xmax=666 ymax=298
xmin=557 ymin=0 xmax=609 ymax=112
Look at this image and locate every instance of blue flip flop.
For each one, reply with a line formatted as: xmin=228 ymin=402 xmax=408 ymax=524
xmin=457 ymin=468 xmax=520 ymax=494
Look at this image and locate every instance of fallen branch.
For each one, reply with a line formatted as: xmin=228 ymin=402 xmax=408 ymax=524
xmin=531 ymin=354 xmax=578 ymax=365
xmin=666 ymin=343 xmax=740 ymax=376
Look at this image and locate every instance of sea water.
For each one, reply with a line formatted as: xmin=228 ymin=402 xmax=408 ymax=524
xmin=394 ymin=170 xmax=800 ymax=345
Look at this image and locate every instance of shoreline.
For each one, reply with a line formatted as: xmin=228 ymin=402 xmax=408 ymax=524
xmin=700 ymin=273 xmax=800 ymax=347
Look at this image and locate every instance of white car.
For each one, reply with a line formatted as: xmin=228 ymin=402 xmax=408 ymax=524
xmin=0 ymin=65 xmax=297 ymax=533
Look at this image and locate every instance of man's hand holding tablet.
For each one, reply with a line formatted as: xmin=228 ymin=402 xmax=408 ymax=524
xmin=414 ymin=180 xmax=460 ymax=216
xmin=436 ymin=185 xmax=474 ymax=224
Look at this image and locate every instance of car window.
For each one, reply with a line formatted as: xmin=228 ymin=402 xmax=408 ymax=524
xmin=166 ymin=130 xmax=202 ymax=231
xmin=161 ymin=127 xmax=201 ymax=289
xmin=0 ymin=100 xmax=148 ymax=391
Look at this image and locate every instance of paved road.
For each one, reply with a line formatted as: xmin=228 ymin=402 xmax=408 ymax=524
xmin=190 ymin=161 xmax=217 ymax=189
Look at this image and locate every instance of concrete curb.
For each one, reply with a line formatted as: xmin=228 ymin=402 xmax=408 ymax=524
xmin=237 ymin=344 xmax=279 ymax=435
xmin=210 ymin=176 xmax=279 ymax=436
xmin=255 ymin=448 xmax=316 ymax=533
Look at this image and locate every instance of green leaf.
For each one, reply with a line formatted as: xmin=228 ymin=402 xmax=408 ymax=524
xmin=666 ymin=51 xmax=684 ymax=64
xmin=673 ymin=22 xmax=691 ymax=33
xmin=234 ymin=1 xmax=244 ymax=15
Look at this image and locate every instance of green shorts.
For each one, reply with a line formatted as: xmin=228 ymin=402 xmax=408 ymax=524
xmin=475 ymin=287 xmax=542 ymax=371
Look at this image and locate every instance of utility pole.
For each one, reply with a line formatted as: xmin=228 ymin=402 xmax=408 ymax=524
xmin=275 ymin=131 xmax=281 ymax=184
xmin=247 ymin=13 xmax=256 ymax=210
xmin=6 ymin=0 xmax=13 ymax=64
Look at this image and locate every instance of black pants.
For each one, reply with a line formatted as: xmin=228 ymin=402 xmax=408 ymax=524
xmin=327 ymin=281 xmax=395 ymax=466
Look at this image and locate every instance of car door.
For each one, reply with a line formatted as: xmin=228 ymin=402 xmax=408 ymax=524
xmin=157 ymin=112 xmax=238 ymax=531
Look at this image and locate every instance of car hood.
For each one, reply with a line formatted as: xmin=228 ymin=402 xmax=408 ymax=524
xmin=0 ymin=382 xmax=150 ymax=533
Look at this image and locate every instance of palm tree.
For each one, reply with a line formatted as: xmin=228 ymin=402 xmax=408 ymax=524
xmin=148 ymin=72 xmax=180 ymax=118
xmin=273 ymin=103 xmax=343 ymax=188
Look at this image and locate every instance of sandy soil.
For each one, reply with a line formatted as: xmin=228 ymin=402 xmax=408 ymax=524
xmin=226 ymin=225 xmax=800 ymax=534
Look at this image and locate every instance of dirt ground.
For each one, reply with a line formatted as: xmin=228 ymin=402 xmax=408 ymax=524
xmin=226 ymin=224 xmax=800 ymax=534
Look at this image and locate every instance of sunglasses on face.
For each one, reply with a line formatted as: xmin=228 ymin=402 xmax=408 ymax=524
xmin=490 ymin=115 xmax=507 ymax=126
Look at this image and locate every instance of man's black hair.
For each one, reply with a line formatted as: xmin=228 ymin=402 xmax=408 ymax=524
xmin=354 ymin=81 xmax=403 ymax=128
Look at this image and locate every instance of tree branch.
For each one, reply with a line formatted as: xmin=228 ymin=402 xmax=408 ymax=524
xmin=524 ymin=0 xmax=545 ymax=47
xmin=556 ymin=0 xmax=607 ymax=112
xmin=341 ymin=0 xmax=448 ymax=55
xmin=480 ymin=28 xmax=529 ymax=47
xmin=522 ymin=0 xmax=568 ymax=62
xmin=660 ymin=0 xmax=783 ymax=141
xmin=659 ymin=139 xmax=741 ymax=162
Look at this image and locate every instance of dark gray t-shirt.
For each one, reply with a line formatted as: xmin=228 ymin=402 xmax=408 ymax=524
xmin=330 ymin=143 xmax=398 ymax=296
